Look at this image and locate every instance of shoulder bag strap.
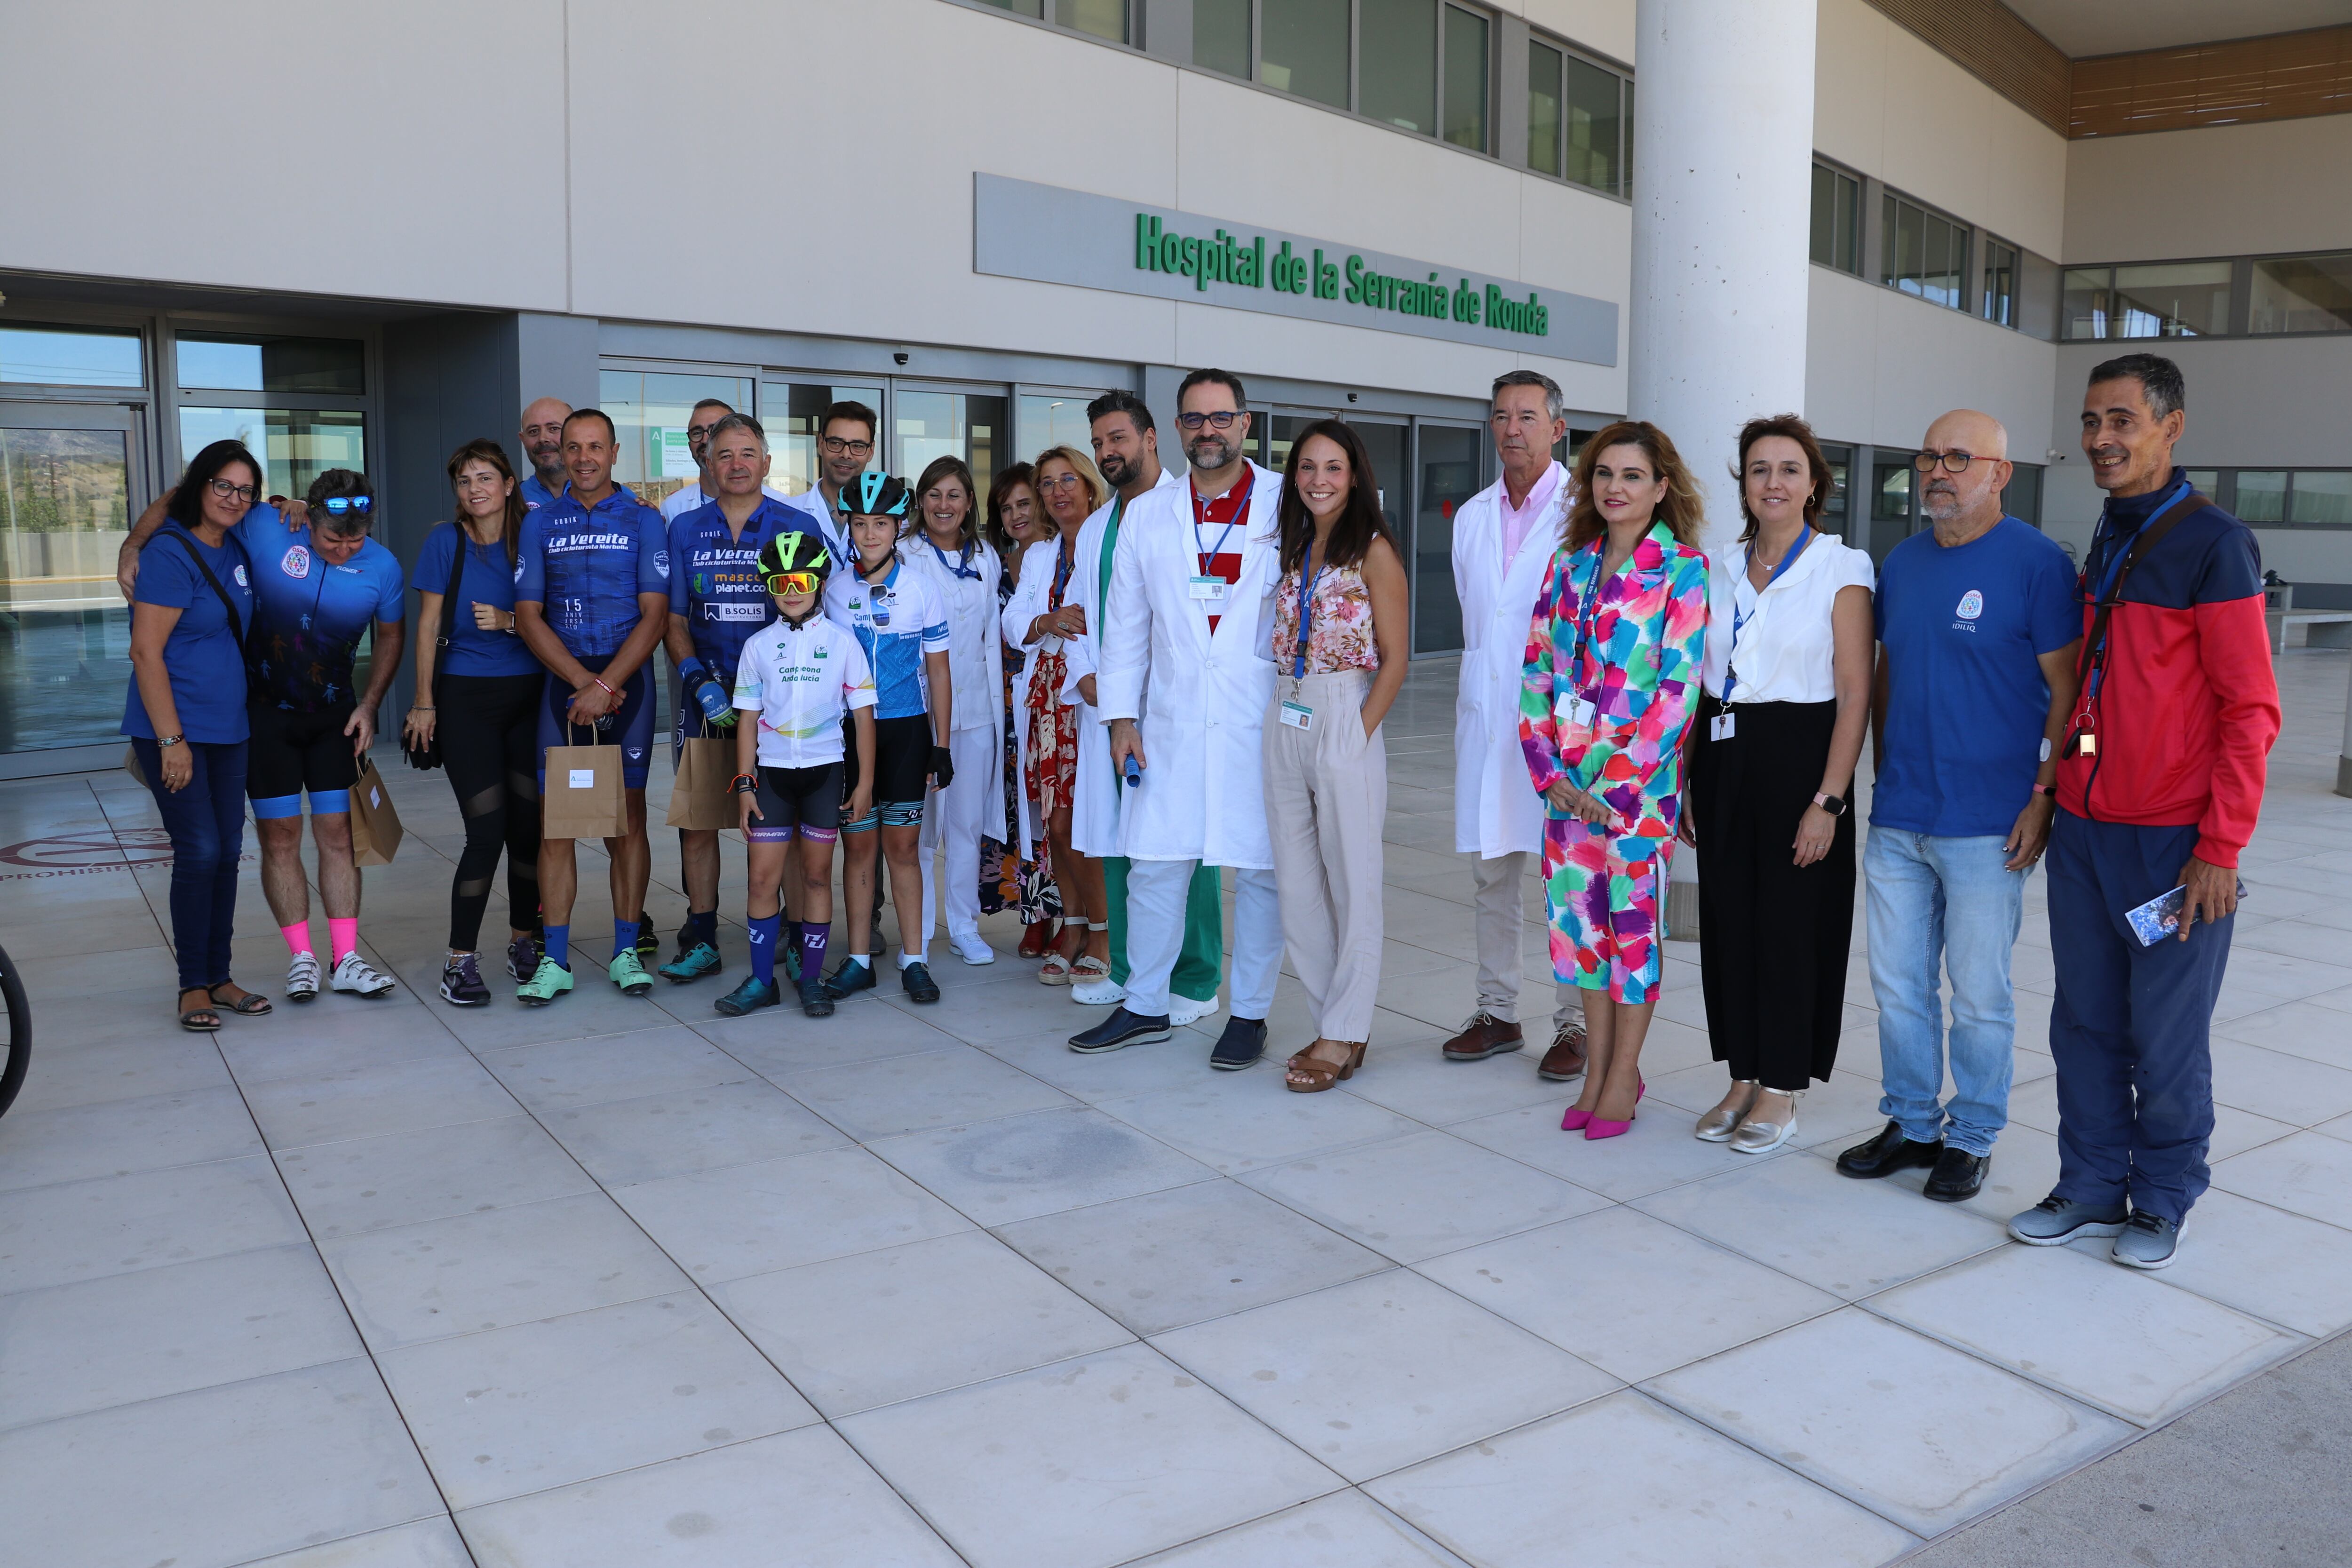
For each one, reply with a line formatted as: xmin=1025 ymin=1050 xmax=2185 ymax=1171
xmin=2073 ymin=490 xmax=2204 ymax=693
xmin=161 ymin=526 xmax=247 ymax=653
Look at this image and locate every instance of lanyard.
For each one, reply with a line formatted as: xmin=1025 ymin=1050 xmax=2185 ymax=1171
xmin=1049 ymin=538 xmax=1075 ymax=610
xmin=929 ymin=535 xmax=982 ymax=581
xmin=1289 ymin=540 xmax=1326 ymax=680
xmin=2078 ymin=477 xmax=2192 ymax=712
xmin=1192 ymin=482 xmax=1245 ymax=573
xmin=1722 ymin=525 xmax=1812 ymax=704
xmin=1561 ymin=539 xmax=1609 ymax=693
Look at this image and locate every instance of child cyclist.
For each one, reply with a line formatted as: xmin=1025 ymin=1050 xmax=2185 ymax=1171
xmin=824 ymin=472 xmax=955 ymax=1004
xmin=720 ymin=530 xmax=876 ymax=1018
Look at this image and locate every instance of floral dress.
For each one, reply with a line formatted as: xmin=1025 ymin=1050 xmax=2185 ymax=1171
xmin=1518 ymin=522 xmax=1709 ymax=1003
xmin=981 ymin=548 xmax=1060 ymax=925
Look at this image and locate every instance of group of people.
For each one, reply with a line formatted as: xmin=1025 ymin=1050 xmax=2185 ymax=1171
xmin=118 ymin=348 xmax=2276 ymax=1267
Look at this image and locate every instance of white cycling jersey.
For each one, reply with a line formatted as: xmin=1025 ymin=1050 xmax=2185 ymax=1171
xmin=732 ymin=612 xmax=877 ymax=769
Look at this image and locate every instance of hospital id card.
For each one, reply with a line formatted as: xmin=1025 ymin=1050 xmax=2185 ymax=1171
xmin=1279 ymin=700 xmax=1314 ymax=731
xmin=1189 ymin=575 xmax=1228 ymax=601
xmin=1556 ymin=695 xmax=1596 ymax=729
xmin=1710 ymin=711 xmax=1737 ymax=741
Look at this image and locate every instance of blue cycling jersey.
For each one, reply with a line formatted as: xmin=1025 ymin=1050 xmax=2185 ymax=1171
xmin=515 ymin=488 xmax=669 ymax=659
xmin=234 ymin=505 xmax=406 ymax=712
xmin=824 ymin=558 xmax=951 ymax=721
xmin=520 ymin=471 xmax=565 ymax=512
xmin=667 ymin=496 xmax=795 ymax=681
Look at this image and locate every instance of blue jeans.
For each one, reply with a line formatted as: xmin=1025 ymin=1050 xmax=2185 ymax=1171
xmin=134 ymin=737 xmax=248 ymax=993
xmin=1864 ymin=828 xmax=2027 ymax=1156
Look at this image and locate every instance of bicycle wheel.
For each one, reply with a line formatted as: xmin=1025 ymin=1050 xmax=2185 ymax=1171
xmin=0 ymin=943 xmax=27 ymax=1118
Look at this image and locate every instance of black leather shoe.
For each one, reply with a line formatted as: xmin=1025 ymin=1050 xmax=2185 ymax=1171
xmin=1069 ymin=1006 xmax=1171 ymax=1053
xmin=1835 ymin=1120 xmax=1945 ymax=1179
xmin=1923 ymin=1146 xmax=1988 ymax=1202
xmin=1209 ymin=1016 xmax=1268 ymax=1070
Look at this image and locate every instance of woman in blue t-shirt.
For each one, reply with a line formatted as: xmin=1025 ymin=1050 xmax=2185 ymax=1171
xmin=124 ymin=440 xmax=270 ymax=1030
xmin=402 ymin=439 xmax=549 ymax=1007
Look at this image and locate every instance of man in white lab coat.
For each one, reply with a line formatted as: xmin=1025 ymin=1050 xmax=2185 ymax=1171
xmin=1443 ymin=371 xmax=1588 ymax=1079
xmin=1078 ymin=370 xmax=1286 ymax=1068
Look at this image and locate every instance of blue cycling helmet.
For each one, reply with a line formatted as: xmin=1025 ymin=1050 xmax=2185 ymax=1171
xmin=835 ymin=470 xmax=912 ymax=519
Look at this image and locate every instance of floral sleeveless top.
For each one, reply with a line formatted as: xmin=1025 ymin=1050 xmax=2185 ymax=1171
xmin=1270 ymin=561 xmax=1379 ymax=674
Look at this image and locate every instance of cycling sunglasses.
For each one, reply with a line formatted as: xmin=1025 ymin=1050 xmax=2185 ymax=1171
xmin=319 ymin=495 xmax=374 ymax=517
xmin=763 ymin=570 xmax=822 ymax=596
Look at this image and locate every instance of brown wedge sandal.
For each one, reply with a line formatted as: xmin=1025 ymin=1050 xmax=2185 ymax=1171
xmin=1285 ymin=1040 xmax=1366 ymax=1093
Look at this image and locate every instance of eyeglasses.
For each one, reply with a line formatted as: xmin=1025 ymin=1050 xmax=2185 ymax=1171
xmin=319 ymin=495 xmax=373 ymax=516
xmin=820 ymin=437 xmax=874 ymax=457
xmin=1911 ymin=451 xmax=1991 ymax=474
xmin=207 ymin=477 xmax=259 ymax=504
xmin=1177 ymin=410 xmax=1242 ymax=431
xmin=1036 ymin=473 xmax=1087 ymax=492
xmin=763 ymin=571 xmax=821 ymax=596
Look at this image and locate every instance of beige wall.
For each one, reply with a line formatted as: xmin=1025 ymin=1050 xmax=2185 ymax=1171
xmin=2065 ymin=115 xmax=2352 ymax=263
xmin=1806 ymin=267 xmax=2057 ymax=456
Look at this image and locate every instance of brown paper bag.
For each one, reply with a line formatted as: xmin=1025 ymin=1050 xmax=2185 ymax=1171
xmin=543 ymin=730 xmax=629 ymax=841
xmin=348 ymin=759 xmax=405 ymax=866
xmin=664 ymin=736 xmax=738 ymax=831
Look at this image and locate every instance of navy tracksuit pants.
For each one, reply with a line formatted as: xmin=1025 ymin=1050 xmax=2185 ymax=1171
xmin=2044 ymin=809 xmax=2233 ymax=1225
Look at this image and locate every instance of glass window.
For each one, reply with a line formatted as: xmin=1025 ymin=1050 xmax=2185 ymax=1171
xmin=1441 ymin=5 xmax=1488 ymax=152
xmin=176 ymin=332 xmax=364 ymax=395
xmin=2063 ymin=267 xmax=2112 ymax=339
xmin=177 ymin=408 xmax=365 ymax=503
xmin=1874 ymin=459 xmax=1914 ymax=525
xmin=895 ymin=390 xmax=1011 ymax=500
xmin=2006 ymin=462 xmax=2043 ymax=526
xmin=1810 ymin=165 xmax=1859 ymax=274
xmin=1563 ymin=55 xmax=1621 ymax=193
xmin=1016 ymin=392 xmax=1100 ymax=469
xmin=1883 ymin=195 xmax=1965 ymax=309
xmin=1194 ymin=0 xmax=1250 ymax=75
xmin=1260 ymin=0 xmax=1348 ymax=109
xmin=2182 ymin=469 xmax=2219 ymax=496
xmin=1621 ymin=79 xmax=1633 ymax=200
xmin=2249 ymin=253 xmax=2352 ymax=334
xmin=1527 ymin=40 xmax=1563 ymax=176
xmin=596 ymin=369 xmax=752 ymax=509
xmin=1415 ymin=424 xmax=1482 ymax=653
xmin=0 ymin=420 xmax=136 ymax=754
xmin=0 ymin=325 xmax=143 ymax=388
xmin=1057 ymin=0 xmax=1126 ymax=41
xmin=2292 ymin=470 xmax=2352 ymax=527
xmin=1982 ymin=238 xmax=2018 ymax=327
xmin=2110 ymin=262 xmax=2232 ymax=338
xmin=1816 ymin=443 xmax=1851 ymax=535
xmin=2236 ymin=470 xmax=2288 ymax=523
xmin=1360 ymin=0 xmax=1437 ymax=134
xmin=764 ymin=381 xmax=884 ymax=499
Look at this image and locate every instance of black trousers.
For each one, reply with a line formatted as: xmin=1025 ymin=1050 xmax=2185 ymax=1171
xmin=1690 ymin=696 xmax=1855 ymax=1090
xmin=438 ymin=673 xmax=544 ymax=950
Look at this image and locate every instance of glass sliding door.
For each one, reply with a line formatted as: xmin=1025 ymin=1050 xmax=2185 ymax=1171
xmin=761 ymin=379 xmax=885 ymax=500
xmin=596 ymin=368 xmax=753 ymax=511
xmin=0 ymin=403 xmax=144 ymax=755
xmin=175 ymin=407 xmax=364 ymax=503
xmin=1414 ymin=422 xmax=1482 ymax=654
xmin=1015 ymin=390 xmax=1103 ymax=468
xmin=893 ymin=386 xmax=1010 ymax=498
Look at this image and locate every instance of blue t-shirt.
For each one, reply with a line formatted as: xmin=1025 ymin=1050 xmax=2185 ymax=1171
xmin=410 ymin=522 xmax=543 ymax=678
xmin=514 ymin=488 xmax=669 ymax=660
xmin=1871 ymin=516 xmax=2079 ymax=837
xmin=824 ymin=559 xmax=952 ymax=721
xmin=234 ymin=505 xmax=406 ymax=713
xmin=667 ymin=497 xmax=794 ymax=681
xmin=122 ymin=525 xmax=255 ymax=745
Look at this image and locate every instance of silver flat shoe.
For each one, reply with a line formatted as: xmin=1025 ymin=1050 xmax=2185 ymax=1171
xmin=1695 ymin=1080 xmax=1759 ymax=1142
xmin=1729 ymin=1089 xmax=1801 ymax=1155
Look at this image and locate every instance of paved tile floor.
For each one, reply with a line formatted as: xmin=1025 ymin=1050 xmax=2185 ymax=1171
xmin=2 ymin=650 xmax=2348 ymax=1568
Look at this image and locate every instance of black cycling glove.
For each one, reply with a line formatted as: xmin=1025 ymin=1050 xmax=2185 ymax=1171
xmin=930 ymin=745 xmax=955 ymax=790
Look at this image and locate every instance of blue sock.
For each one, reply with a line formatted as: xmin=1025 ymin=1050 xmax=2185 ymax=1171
xmin=613 ymin=917 xmax=641 ymax=959
xmin=543 ymin=923 xmax=571 ymax=971
xmin=688 ymin=908 xmax=718 ymax=947
xmin=800 ymin=922 xmax=830 ymax=981
xmin=750 ymin=912 xmax=782 ymax=985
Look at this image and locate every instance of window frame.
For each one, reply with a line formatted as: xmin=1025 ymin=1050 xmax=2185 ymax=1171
xmin=1523 ymin=24 xmax=1632 ymax=200
xmin=1879 ymin=188 xmax=1971 ymax=313
xmin=1809 ymin=159 xmax=1862 ymax=277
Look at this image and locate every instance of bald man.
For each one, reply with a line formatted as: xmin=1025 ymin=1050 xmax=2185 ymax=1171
xmin=1837 ymin=409 xmax=2079 ymax=1203
xmin=519 ymin=397 xmax=572 ymax=510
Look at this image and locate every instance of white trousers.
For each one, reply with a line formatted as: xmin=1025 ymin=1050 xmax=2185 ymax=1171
xmin=1125 ymin=855 xmax=1281 ymax=1020
xmin=1472 ymin=850 xmax=1582 ymax=1027
xmin=1263 ymin=672 xmax=1386 ymax=1042
xmin=919 ymin=725 xmax=1000 ymax=942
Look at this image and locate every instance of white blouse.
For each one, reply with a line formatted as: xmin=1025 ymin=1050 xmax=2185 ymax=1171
xmin=1700 ymin=531 xmax=1874 ymax=704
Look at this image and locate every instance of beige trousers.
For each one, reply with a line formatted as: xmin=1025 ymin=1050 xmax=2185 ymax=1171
xmin=1263 ymin=670 xmax=1386 ymax=1043
xmin=1472 ymin=850 xmax=1583 ymax=1029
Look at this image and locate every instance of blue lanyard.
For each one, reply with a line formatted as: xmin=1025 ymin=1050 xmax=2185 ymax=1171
xmin=1193 ymin=483 xmax=1244 ymax=573
xmin=1723 ymin=525 xmax=1812 ymax=704
xmin=1289 ymin=541 xmax=1326 ymax=680
xmin=1562 ymin=539 xmax=1608 ymax=693
xmin=1049 ymin=539 xmax=1074 ymax=608
xmin=929 ymin=536 xmax=982 ymax=581
xmin=2079 ymin=477 xmax=2192 ymax=709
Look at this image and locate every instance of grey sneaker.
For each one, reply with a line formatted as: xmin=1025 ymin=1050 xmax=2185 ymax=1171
xmin=2111 ymin=1211 xmax=2180 ymax=1269
xmin=2008 ymin=1193 xmax=2128 ymax=1246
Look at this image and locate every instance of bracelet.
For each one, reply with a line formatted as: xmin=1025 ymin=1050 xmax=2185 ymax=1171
xmin=731 ymin=773 xmax=760 ymax=795
xmin=409 ymin=706 xmax=436 ymax=713
xmin=592 ymin=677 xmax=617 ymax=697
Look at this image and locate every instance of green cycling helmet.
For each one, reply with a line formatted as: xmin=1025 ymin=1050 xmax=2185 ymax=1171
xmin=755 ymin=529 xmax=834 ymax=592
xmin=835 ymin=470 xmax=912 ymax=519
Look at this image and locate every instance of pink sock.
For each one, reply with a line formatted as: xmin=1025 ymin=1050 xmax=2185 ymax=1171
xmin=329 ymin=918 xmax=359 ymax=964
xmin=280 ymin=922 xmax=312 ymax=958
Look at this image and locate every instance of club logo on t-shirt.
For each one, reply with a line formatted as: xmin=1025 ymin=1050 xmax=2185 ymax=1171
xmin=232 ymin=565 xmax=250 ymax=588
xmin=654 ymin=550 xmax=671 ymax=581
xmin=1955 ymin=589 xmax=1985 ymax=621
xmin=281 ymin=544 xmax=312 ymax=580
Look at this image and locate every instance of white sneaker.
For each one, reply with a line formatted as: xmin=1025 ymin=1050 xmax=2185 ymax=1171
xmin=949 ymin=930 xmax=996 ymax=966
xmin=1070 ymin=975 xmax=1127 ymax=1006
xmin=330 ymin=951 xmax=395 ymax=998
xmin=1168 ymin=993 xmax=1217 ymax=1028
xmin=286 ymin=951 xmax=322 ymax=1003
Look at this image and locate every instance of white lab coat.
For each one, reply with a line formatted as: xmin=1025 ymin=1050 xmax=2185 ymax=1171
xmin=1098 ymin=460 xmax=1285 ymax=868
xmin=903 ymin=532 xmax=1006 ymax=833
xmin=1450 ymin=462 xmax=1571 ymax=859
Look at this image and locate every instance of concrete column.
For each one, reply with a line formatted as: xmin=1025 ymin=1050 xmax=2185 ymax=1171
xmin=1628 ymin=0 xmax=1819 ymax=561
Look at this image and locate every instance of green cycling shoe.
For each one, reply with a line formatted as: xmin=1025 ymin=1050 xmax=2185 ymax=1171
xmin=660 ymin=939 xmax=723 ymax=984
xmin=714 ymin=976 xmax=781 ymax=1016
xmin=608 ymin=948 xmax=655 ymax=997
xmin=516 ymin=956 xmax=574 ymax=1007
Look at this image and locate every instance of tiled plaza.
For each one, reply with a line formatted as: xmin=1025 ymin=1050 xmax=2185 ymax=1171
xmin=2 ymin=649 xmax=2348 ymax=1568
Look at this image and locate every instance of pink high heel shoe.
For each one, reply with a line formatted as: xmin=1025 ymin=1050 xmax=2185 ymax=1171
xmin=1563 ymin=1077 xmax=1643 ymax=1135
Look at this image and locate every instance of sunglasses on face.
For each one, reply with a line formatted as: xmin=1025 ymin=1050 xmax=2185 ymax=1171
xmin=764 ymin=571 xmax=821 ymax=596
xmin=1177 ymin=410 xmax=1241 ymax=431
xmin=319 ymin=495 xmax=373 ymax=516
xmin=207 ymin=477 xmax=259 ymax=503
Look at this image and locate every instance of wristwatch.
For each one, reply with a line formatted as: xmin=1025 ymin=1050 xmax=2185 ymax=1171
xmin=156 ymin=733 xmax=184 ymax=748
xmin=1812 ymin=791 xmax=1848 ymax=817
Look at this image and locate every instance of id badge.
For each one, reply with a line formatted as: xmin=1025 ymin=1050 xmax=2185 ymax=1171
xmin=1279 ymin=700 xmax=1314 ymax=731
xmin=1710 ymin=711 xmax=1737 ymax=742
xmin=1189 ymin=575 xmax=1228 ymax=602
xmin=1557 ymin=694 xmax=1596 ymax=729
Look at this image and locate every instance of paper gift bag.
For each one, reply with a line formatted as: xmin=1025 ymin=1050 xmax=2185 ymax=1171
xmin=664 ymin=736 xmax=737 ymax=831
xmin=348 ymin=759 xmax=405 ymax=866
xmin=543 ymin=730 xmax=629 ymax=841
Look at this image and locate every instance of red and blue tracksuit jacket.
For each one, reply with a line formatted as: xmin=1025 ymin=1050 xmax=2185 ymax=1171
xmin=2057 ymin=469 xmax=2280 ymax=869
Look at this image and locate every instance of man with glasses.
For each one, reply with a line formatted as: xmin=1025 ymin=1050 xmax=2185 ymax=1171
xmin=1836 ymin=411 xmax=2079 ymax=1205
xmin=658 ymin=398 xmax=791 ymax=522
xmin=782 ymin=401 xmax=875 ymax=563
xmin=1442 ymin=370 xmax=1588 ymax=1079
xmin=519 ymin=397 xmax=573 ymax=511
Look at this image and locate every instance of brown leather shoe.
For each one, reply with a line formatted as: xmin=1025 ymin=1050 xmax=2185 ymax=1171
xmin=1442 ymin=1011 xmax=1525 ymax=1061
xmin=1537 ymin=1017 xmax=1589 ymax=1081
